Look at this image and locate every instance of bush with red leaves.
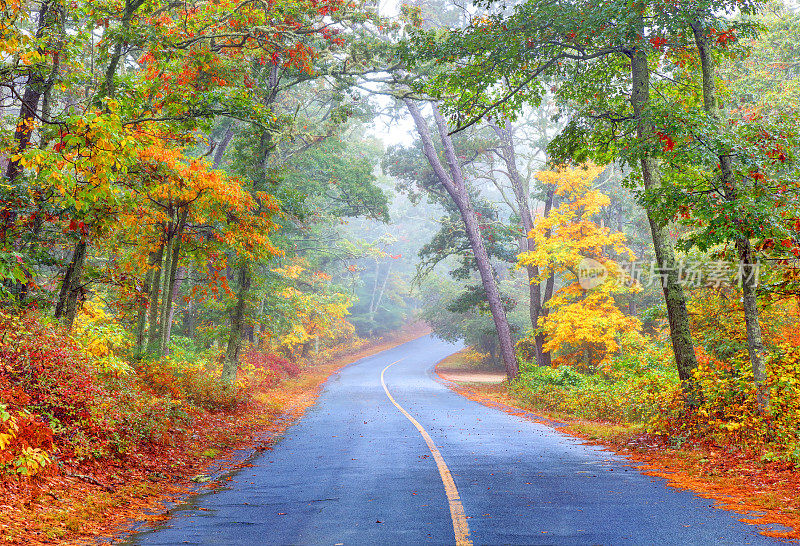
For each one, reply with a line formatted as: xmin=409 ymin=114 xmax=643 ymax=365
xmin=243 ymin=350 xmax=301 ymax=390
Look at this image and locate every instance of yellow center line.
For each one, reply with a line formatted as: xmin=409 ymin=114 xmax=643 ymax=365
xmin=380 ymin=359 xmax=472 ymax=546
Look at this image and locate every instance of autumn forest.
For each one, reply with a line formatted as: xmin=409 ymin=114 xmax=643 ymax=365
xmin=1 ymin=0 xmax=799 ymax=542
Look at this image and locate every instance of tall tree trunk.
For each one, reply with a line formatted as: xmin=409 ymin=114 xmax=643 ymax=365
xmin=213 ymin=124 xmax=236 ymax=169
xmin=54 ymin=238 xmax=85 ymax=326
xmin=163 ymin=265 xmax=186 ymax=355
xmin=537 ymin=185 xmax=557 ymax=367
xmin=3 ymin=0 xmax=63 ymax=188
xmin=98 ymin=0 xmax=146 ymax=100
xmin=156 ymin=224 xmax=173 ymax=355
xmin=159 ymin=210 xmax=187 ymax=356
xmin=368 ymin=259 xmax=380 ymax=327
xmin=54 ymin=0 xmax=142 ymax=315
xmin=405 ymin=99 xmax=518 ymax=379
xmin=183 ymin=298 xmax=196 ymax=340
xmin=373 ymin=263 xmax=391 ymax=317
xmin=2 ymin=0 xmax=64 ymax=301
xmin=146 ymin=241 xmax=165 ymax=354
xmin=629 ymin=36 xmax=699 ymax=404
xmin=222 ymin=263 xmax=251 ymax=385
xmin=61 ymin=240 xmax=87 ymax=330
xmin=691 ymin=22 xmax=768 ymax=411
xmin=134 ymin=253 xmax=157 ymax=355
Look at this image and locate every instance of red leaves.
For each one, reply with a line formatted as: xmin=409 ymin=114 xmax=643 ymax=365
xmin=710 ymin=28 xmax=736 ymax=46
xmin=767 ymin=145 xmax=788 ymax=163
xmin=649 ymin=36 xmax=669 ymax=50
xmin=63 ymin=219 xmax=89 ymax=236
xmin=656 ymin=131 xmax=675 ymax=152
xmin=243 ymin=351 xmax=301 ymax=390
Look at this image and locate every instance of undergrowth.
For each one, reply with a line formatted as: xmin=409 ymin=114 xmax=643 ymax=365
xmin=0 ymin=307 xmax=309 ymax=482
xmin=512 ymin=311 xmax=800 ymax=466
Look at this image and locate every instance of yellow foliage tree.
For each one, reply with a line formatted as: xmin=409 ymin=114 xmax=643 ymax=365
xmin=268 ymin=257 xmax=353 ymax=356
xmin=518 ymin=164 xmax=640 ymax=370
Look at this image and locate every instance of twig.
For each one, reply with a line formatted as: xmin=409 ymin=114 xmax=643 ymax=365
xmin=66 ymin=473 xmax=113 ymax=491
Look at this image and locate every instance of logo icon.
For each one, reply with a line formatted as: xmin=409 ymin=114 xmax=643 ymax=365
xmin=578 ymin=258 xmax=607 ymax=289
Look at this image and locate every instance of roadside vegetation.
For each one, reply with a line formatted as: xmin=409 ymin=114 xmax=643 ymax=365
xmin=403 ymin=3 xmax=799 ymax=534
xmin=0 ymin=304 xmax=429 ymax=543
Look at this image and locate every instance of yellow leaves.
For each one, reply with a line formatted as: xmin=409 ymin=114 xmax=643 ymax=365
xmin=522 ymin=163 xmax=641 ymax=370
xmin=72 ymin=299 xmax=133 ymax=377
xmin=536 ymin=163 xmax=605 ymax=197
xmin=0 ymin=431 xmax=14 ymax=451
xmin=271 ymin=262 xmax=305 ymax=280
xmin=19 ymin=50 xmax=42 ymax=66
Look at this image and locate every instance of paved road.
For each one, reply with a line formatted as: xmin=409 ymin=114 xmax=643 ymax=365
xmin=125 ymin=336 xmax=782 ymax=545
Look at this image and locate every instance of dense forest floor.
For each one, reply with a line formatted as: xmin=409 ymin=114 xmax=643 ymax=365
xmin=435 ymin=351 xmax=800 ymax=542
xmin=0 ymin=323 xmax=431 ymax=545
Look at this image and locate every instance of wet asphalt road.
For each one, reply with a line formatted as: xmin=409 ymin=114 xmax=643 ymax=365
xmin=125 ymin=335 xmax=782 ymax=545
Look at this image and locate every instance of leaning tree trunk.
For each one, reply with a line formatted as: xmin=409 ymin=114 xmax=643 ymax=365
xmin=222 ymin=263 xmax=251 ymax=385
xmin=405 ymin=99 xmax=518 ymax=379
xmin=629 ymin=35 xmax=699 ymax=404
xmin=692 ymin=22 xmax=768 ymax=412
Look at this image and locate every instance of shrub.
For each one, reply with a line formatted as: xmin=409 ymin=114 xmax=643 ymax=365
xmin=238 ymin=350 xmax=302 ymax=393
xmin=650 ymin=344 xmax=800 ymax=465
xmin=0 ymin=309 xmax=232 ymax=474
xmin=72 ymin=299 xmax=133 ymax=377
xmin=140 ymin=357 xmax=240 ymax=411
xmin=0 ymin=311 xmax=120 ymax=462
xmin=0 ymin=403 xmax=54 ymax=477
xmin=511 ymin=332 xmax=680 ymax=424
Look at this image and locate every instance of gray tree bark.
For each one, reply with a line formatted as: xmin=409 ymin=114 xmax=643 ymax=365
xmin=222 ymin=263 xmax=251 ymax=385
xmin=146 ymin=240 xmax=165 ymax=353
xmin=405 ymin=99 xmax=518 ymax=379
xmin=159 ymin=209 xmax=188 ymax=356
xmin=629 ymin=36 xmax=699 ymax=403
xmin=691 ymin=21 xmax=767 ymax=411
xmin=491 ymin=122 xmax=555 ymax=367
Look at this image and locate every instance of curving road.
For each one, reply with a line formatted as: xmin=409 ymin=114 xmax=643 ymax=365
xmin=124 ymin=335 xmax=782 ymax=545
